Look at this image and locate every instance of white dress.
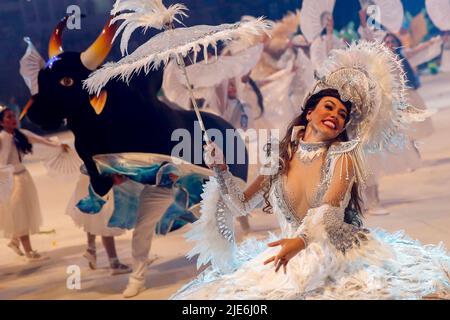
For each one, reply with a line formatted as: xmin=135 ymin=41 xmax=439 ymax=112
xmin=65 ymin=174 xmax=125 ymax=237
xmin=0 ymin=130 xmax=60 ymax=238
xmin=172 ymin=140 xmax=450 ymax=299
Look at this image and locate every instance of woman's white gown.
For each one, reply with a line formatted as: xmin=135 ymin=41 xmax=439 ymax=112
xmin=172 ymin=140 xmax=450 ymax=300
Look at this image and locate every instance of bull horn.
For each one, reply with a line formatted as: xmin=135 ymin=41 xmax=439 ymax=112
xmin=81 ymin=16 xmax=118 ymax=71
xmin=48 ymin=16 xmax=70 ymax=59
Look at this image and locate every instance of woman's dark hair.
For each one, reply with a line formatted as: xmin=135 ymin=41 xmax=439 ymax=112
xmin=0 ymin=107 xmax=33 ymax=155
xmin=261 ymin=89 xmax=363 ymax=227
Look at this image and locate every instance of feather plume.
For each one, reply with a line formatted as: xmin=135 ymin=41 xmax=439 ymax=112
xmin=84 ymin=18 xmax=270 ymax=95
xmin=111 ymin=0 xmax=189 ymax=55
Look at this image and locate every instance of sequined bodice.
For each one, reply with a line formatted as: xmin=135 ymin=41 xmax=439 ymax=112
xmin=269 ymin=143 xmax=355 ymax=235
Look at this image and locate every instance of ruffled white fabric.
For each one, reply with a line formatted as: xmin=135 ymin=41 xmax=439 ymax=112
xmin=66 ymin=174 xmax=124 ymax=237
xmin=0 ymin=165 xmax=14 ymax=204
xmin=0 ymin=170 xmax=42 ymax=238
xmin=175 ymin=226 xmax=450 ymax=300
xmin=173 ymin=179 xmax=450 ymax=300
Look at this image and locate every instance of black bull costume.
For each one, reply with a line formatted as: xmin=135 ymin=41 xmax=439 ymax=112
xmin=21 ymin=16 xmax=249 ymax=232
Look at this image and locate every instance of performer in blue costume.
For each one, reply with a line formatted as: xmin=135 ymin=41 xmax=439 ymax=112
xmin=76 ymin=153 xmax=210 ymax=297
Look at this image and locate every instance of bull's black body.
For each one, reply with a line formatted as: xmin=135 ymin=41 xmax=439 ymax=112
xmin=27 ymin=52 xmax=248 ymax=196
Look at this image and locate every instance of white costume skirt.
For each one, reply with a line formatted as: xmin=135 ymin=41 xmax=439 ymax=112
xmin=66 ymin=175 xmax=124 ymax=237
xmin=172 ymin=230 xmax=450 ymax=300
xmin=0 ymin=169 xmax=42 ymax=238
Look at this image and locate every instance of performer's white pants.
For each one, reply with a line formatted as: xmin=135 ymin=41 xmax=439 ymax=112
xmin=128 ymin=185 xmax=173 ymax=284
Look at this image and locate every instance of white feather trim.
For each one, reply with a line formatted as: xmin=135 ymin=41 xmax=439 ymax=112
xmin=111 ymin=0 xmax=189 ymax=55
xmin=83 ymin=18 xmax=270 ymax=96
xmin=185 ymin=178 xmax=237 ymax=274
xmin=183 ymin=44 xmax=264 ymax=88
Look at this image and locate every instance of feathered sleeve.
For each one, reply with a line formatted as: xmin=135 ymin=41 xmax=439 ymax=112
xmin=319 ymin=149 xmax=369 ymax=254
xmin=185 ymin=171 xmax=264 ymax=274
xmin=185 ymin=177 xmax=238 ymax=273
xmin=215 ymin=169 xmax=264 ymax=217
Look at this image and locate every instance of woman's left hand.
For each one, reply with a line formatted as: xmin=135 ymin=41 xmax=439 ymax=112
xmin=61 ymin=143 xmax=70 ymax=153
xmin=263 ymin=238 xmax=305 ymax=274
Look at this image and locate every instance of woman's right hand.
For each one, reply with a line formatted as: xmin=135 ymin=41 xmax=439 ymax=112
xmin=203 ymin=142 xmax=227 ymax=171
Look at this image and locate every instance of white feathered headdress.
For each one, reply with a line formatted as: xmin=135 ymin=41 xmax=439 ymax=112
xmin=306 ymin=41 xmax=429 ymax=153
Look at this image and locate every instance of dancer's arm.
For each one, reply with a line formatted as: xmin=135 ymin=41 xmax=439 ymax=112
xmin=21 ymin=129 xmax=69 ymax=151
xmin=204 ymin=142 xmax=266 ymax=216
xmin=403 ymin=36 xmax=442 ymax=59
xmin=402 ymin=36 xmax=443 ymax=68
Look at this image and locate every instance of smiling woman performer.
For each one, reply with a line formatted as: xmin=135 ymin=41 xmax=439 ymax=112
xmin=171 ymin=42 xmax=450 ymax=300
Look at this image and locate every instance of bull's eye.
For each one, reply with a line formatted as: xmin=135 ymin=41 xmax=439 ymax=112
xmin=59 ymin=77 xmax=74 ymax=87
